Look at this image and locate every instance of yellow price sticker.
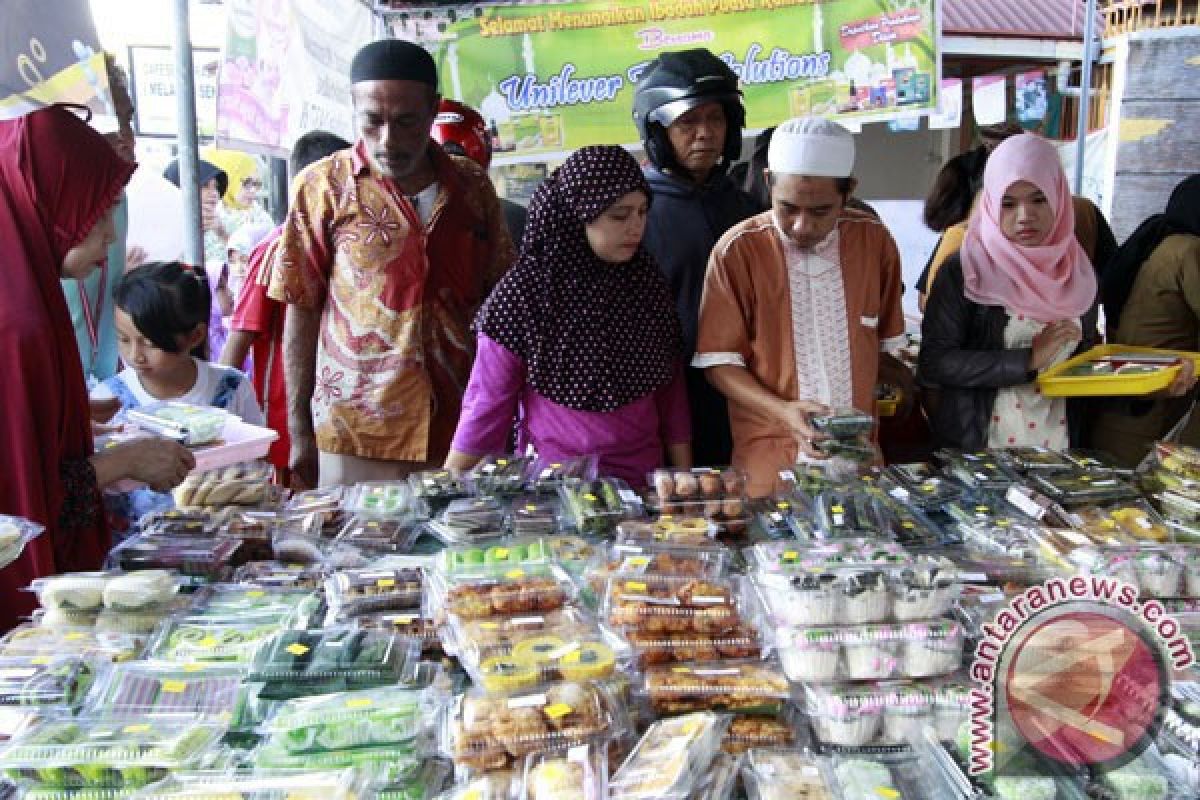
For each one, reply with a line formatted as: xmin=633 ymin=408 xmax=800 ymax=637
xmin=285 ymin=643 xmax=310 ymax=656
xmin=390 ymin=614 xmax=416 ymax=625
xmin=831 ymin=505 xmax=844 ymax=514
xmin=776 ymin=502 xmax=790 ymax=510
xmin=161 ymin=680 xmax=187 ymax=694
xmin=626 ymin=556 xmax=650 ymax=568
xmin=494 ymin=548 xmax=510 ymax=559
xmin=506 ymin=569 xmax=526 ymax=580
xmin=584 ymin=493 xmax=598 ymax=502
xmin=377 ymin=578 xmax=397 ymax=588
xmin=625 ymin=581 xmax=647 ymax=592
xmin=876 ymin=789 xmax=900 ymax=799
xmin=543 ymin=703 xmax=573 ymax=719
xmin=246 ymin=590 xmax=266 ymax=598
xmin=782 ymin=550 xmax=798 ymax=561
xmin=525 ymin=505 xmax=538 ymax=512
xmin=183 ymin=663 xmax=204 ymax=673
xmin=31 ymin=656 xmax=50 ymax=666
xmin=498 ymin=459 xmax=509 ymax=467
xmin=197 ymin=636 xmax=219 ymax=649
xmin=346 ymin=697 xmax=373 ymax=709
xmin=902 ymin=521 xmax=915 ymax=529
xmin=65 ymin=632 xmax=86 ymax=641
xmin=124 ymin=724 xmax=151 ymax=734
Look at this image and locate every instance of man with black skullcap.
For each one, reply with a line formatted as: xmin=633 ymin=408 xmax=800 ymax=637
xmin=632 ymin=48 xmax=758 ymax=466
xmin=269 ymin=39 xmax=514 ymax=488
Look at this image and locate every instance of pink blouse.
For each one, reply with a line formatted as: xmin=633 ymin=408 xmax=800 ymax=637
xmin=452 ymin=335 xmax=692 ymax=488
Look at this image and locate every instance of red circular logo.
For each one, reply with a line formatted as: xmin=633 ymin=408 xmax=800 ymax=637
xmin=1004 ymin=609 xmax=1166 ymax=767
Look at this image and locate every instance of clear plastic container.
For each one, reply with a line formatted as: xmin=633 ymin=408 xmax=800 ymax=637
xmin=439 ymin=497 xmax=508 ymax=539
xmin=34 ymin=570 xmax=180 ymax=614
xmin=625 ymin=625 xmax=762 ymax=669
xmin=432 ymin=564 xmax=575 ymax=621
xmin=125 ymin=402 xmax=229 ymax=447
xmin=940 ymin=450 xmax=1021 ymax=491
xmin=344 ymin=481 xmax=420 ymax=517
xmin=446 ymin=681 xmax=621 ymax=772
xmin=525 ymin=455 xmax=598 ymax=494
xmin=346 ymin=611 xmax=441 ymax=654
xmin=324 ymin=567 xmax=424 ymax=622
xmin=107 ymin=536 xmax=242 ymax=584
xmin=747 ymin=539 xmax=912 ymax=574
xmin=741 ymin=748 xmax=835 ymax=800
xmin=1000 ymin=446 xmax=1077 ymax=474
xmin=775 ymin=619 xmax=964 ymax=683
xmin=171 ymin=460 xmax=276 ymax=507
xmin=881 ymin=465 xmax=962 ymax=513
xmin=0 ymin=717 xmax=224 ymax=789
xmin=147 ymin=618 xmax=284 ymax=664
xmin=0 ymin=626 xmax=142 ymax=664
xmin=804 ymin=682 xmax=937 ymax=749
xmin=136 ymin=509 xmax=215 ymax=537
xmin=84 ymin=663 xmax=243 ymax=716
xmin=232 ymin=561 xmax=328 ymax=589
xmin=722 ymin=714 xmax=800 ymax=755
xmin=436 ymin=538 xmax=555 ymax=577
xmin=462 ymin=631 xmax=626 ymax=693
xmin=830 ymin=756 xmax=905 ymax=800
xmin=609 ymin=712 xmax=727 ymax=800
xmin=471 ymin=454 xmax=534 ymax=496
xmin=813 ymin=491 xmax=886 ymax=539
xmin=815 ymin=436 xmax=877 ymax=464
xmin=640 ymin=657 xmax=791 ymax=716
xmin=603 ymin=574 xmax=744 ymax=635
xmin=1030 ymin=471 xmax=1140 ymax=507
xmin=186 ymin=583 xmax=323 ymax=626
xmin=811 ymin=408 xmax=875 ymax=439
xmin=875 ymin=499 xmax=956 ymax=547
xmin=334 ymin=516 xmax=423 ymax=557
xmin=248 ymin=629 xmax=423 ymax=689
xmin=615 ymin=517 xmax=717 ymax=545
xmin=408 ymin=470 xmax=471 ymax=507
xmin=0 ymin=658 xmax=96 ymax=710
xmin=127 ymin=768 xmax=367 ymax=800
xmin=647 ymin=468 xmax=749 ymax=535
xmin=1065 ymin=499 xmax=1172 ymax=544
xmin=446 ymin=608 xmax=596 ymax=663
xmin=0 ymin=516 xmax=45 ymax=571
xmin=521 ymin=744 xmax=607 ymax=800
xmin=588 ymin=540 xmax=730 ymax=595
xmin=510 ymin=496 xmax=563 ymax=537
xmin=261 ymin=685 xmax=444 ymax=754
xmin=560 ymin=479 xmax=644 ymax=536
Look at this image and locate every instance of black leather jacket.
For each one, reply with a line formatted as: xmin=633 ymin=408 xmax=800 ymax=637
xmin=917 ymin=255 xmax=1100 ymax=451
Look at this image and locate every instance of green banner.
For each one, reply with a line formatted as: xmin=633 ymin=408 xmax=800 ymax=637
xmin=417 ymin=0 xmax=940 ymax=161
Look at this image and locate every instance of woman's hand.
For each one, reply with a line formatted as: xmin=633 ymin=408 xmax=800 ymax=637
xmin=124 ymin=438 xmax=196 ymax=491
xmin=1029 ymin=320 xmax=1082 ymax=372
xmin=1161 ymin=358 xmax=1198 ymax=398
xmin=90 ymin=396 xmax=120 ymax=423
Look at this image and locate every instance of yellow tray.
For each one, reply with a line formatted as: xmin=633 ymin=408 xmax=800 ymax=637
xmin=1037 ymin=344 xmax=1200 ymax=397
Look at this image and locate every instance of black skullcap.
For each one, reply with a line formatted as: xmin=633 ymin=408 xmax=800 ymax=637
xmin=351 ymin=39 xmax=437 ymax=87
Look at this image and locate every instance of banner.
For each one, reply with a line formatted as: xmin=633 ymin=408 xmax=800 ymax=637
xmin=128 ymin=46 xmax=221 ymax=138
xmin=928 ymin=76 xmax=961 ymax=129
xmin=398 ymin=0 xmax=941 ymax=161
xmin=216 ymin=0 xmax=373 ymax=157
xmin=0 ymin=0 xmax=110 ymax=120
xmin=1015 ymin=69 xmax=1048 ymax=125
xmin=971 ymin=74 xmax=1006 ymax=127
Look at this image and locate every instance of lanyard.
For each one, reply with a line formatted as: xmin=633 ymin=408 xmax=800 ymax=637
xmin=76 ymin=259 xmax=108 ymax=367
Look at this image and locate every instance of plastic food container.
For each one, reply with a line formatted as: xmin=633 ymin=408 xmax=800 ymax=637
xmin=804 ymin=682 xmax=937 ymax=749
xmin=0 ymin=626 xmax=142 ymax=664
xmin=609 ymin=712 xmax=727 ymax=800
xmin=522 ymin=743 xmax=607 ymax=800
xmin=30 ymin=571 xmax=179 ymax=614
xmin=647 ymin=468 xmax=750 ymax=535
xmin=407 ymin=469 xmax=470 ymax=508
xmin=776 ymin=619 xmax=964 ymax=683
xmin=84 ymin=663 xmax=242 ymax=716
xmin=1065 ymin=500 xmax=1171 ymax=544
xmin=510 ymin=496 xmax=563 ymax=537
xmin=108 ymin=536 xmax=242 ymax=585
xmin=0 ymin=658 xmax=96 ymax=710
xmin=589 ymin=540 xmax=730 ymax=592
xmin=346 ymin=611 xmax=441 ymax=654
xmin=0 ymin=717 xmax=224 ymax=789
xmin=831 ymin=756 xmax=906 ymax=800
xmin=432 ymin=564 xmax=575 ymax=621
xmin=445 ymin=608 xmax=596 ymax=662
xmin=344 ymin=481 xmax=420 ymax=518
xmin=186 ymin=584 xmax=323 ymax=625
xmin=1030 ymin=471 xmax=1140 ymax=507
xmin=172 ymin=461 xmax=276 ymax=507
xmin=525 ymin=455 xmax=598 ymax=493
xmin=129 ymin=769 xmax=369 ymax=799
xmin=232 ymin=561 xmax=328 ymax=589
xmin=1038 ymin=344 xmax=1200 ymax=397
xmin=471 ymin=455 xmax=534 ymax=496
xmin=125 ymin=402 xmax=229 ymax=447
xmin=436 ymin=538 xmax=555 ymax=577
xmin=461 ymin=630 xmax=625 ymax=693
xmin=625 ymin=625 xmax=762 ymax=668
xmin=939 ymin=450 xmax=1021 ymax=491
xmin=0 ymin=516 xmax=45 ymax=571
xmin=640 ymin=658 xmax=791 ymax=715
xmin=722 ymin=714 xmax=799 ymax=756
xmin=615 ymin=517 xmax=718 ymax=545
xmin=248 ymin=629 xmax=423 ymax=693
xmin=147 ymin=618 xmax=284 ymax=664
xmin=999 ymin=446 xmax=1077 ymax=474
xmin=604 ymin=574 xmax=744 ymax=635
xmin=438 ymin=497 xmax=508 ymax=539
xmin=261 ymin=685 xmax=443 ymax=754
xmin=324 ymin=567 xmax=424 ymax=622
xmin=875 ymin=499 xmax=955 ymax=547
xmin=741 ymin=748 xmax=835 ymax=800
xmin=446 ymin=681 xmax=620 ymax=772
xmin=560 ymin=479 xmax=644 ymax=536
xmin=334 ymin=516 xmax=423 ymax=557
xmin=747 ymin=539 xmax=912 ymax=575
xmin=812 ymin=408 xmax=875 ymax=439
xmin=813 ymin=491 xmax=885 ymax=539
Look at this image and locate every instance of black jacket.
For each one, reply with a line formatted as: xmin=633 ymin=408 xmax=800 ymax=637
xmin=917 ymin=255 xmax=1100 ymax=451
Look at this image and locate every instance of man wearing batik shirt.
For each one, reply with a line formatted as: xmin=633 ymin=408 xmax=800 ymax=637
xmin=693 ymin=116 xmax=909 ymax=497
xmin=268 ymin=40 xmax=514 ymax=487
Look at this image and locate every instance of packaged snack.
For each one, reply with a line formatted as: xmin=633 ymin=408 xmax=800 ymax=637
xmin=832 ymin=757 xmax=905 ymax=800
xmin=1065 ymin=448 xmax=1130 ymax=475
xmin=344 ymin=481 xmax=420 ymax=517
xmin=0 ymin=626 xmax=142 ymax=664
xmin=447 ymin=681 xmax=619 ymax=772
xmin=147 ymin=618 xmax=283 ymax=664
xmin=128 ymin=769 xmax=367 ymax=799
xmin=805 ymin=683 xmax=935 ymax=749
xmin=186 ymin=583 xmax=323 ymax=626
xmin=880 ymin=468 xmax=962 ymax=513
xmin=33 ymin=571 xmax=179 ymax=615
xmin=813 ymin=491 xmax=885 ymax=539
xmin=437 ymin=538 xmax=554 ymax=577
xmin=560 ymin=479 xmax=643 ymax=536
xmin=940 ymin=451 xmax=1021 ymax=491
xmin=691 ymin=752 xmax=739 ymax=800
xmin=1000 ymin=446 xmax=1076 ymax=474
xmin=525 ymin=456 xmax=598 ymax=493
xmin=438 ymin=497 xmax=508 ymax=539
xmin=466 ymin=631 xmax=623 ymax=693
xmin=447 ymin=609 xmax=596 ymax=663
xmin=0 ymin=657 xmax=95 ymax=709
xmin=248 ymin=629 xmax=422 ymax=693
xmin=335 ymin=516 xmax=423 ymax=556
xmin=433 ymin=565 xmax=575 ymax=620
xmin=777 ymin=620 xmax=962 ymax=683
xmin=232 ymin=561 xmax=328 ymax=589
xmin=432 ymin=774 xmax=514 ymax=800
xmin=640 ymin=658 xmax=790 ymax=715
xmin=932 ymin=682 xmax=970 ymax=742
xmin=107 ymin=536 xmax=242 ymax=584
xmin=647 ymin=468 xmax=750 ymax=535
xmin=521 ymin=744 xmax=606 ymax=800
xmin=0 ymin=717 xmax=223 ymax=788
xmin=722 ymin=713 xmax=798 ymax=755
xmin=604 ymin=574 xmax=743 ymax=635
xmin=348 ymin=611 xmax=441 ymax=654
xmin=543 ymin=535 xmax=601 ymax=578
xmin=0 ymin=516 xmax=45 ymax=570
xmin=752 ymin=573 xmax=839 ymax=628
xmin=172 ymin=461 xmax=275 ymax=507
xmin=1030 ymin=471 xmax=1140 ymax=506
xmin=511 ymin=496 xmax=563 ymax=537
xmin=137 ymin=509 xmax=215 ymax=537
xmin=261 ymin=685 xmax=444 ymax=754
xmin=285 ymin=488 xmax=347 ymax=536
xmin=811 ymin=408 xmax=875 ymax=439
xmin=85 ymin=663 xmax=242 ymax=716
xmin=324 ymin=567 xmax=424 ymax=622
xmin=741 ymin=749 xmax=834 ymax=800
xmin=589 ymin=540 xmax=730 ymax=595
xmin=408 ymin=470 xmax=471 ymax=508
xmin=615 ymin=516 xmax=717 ymax=545
xmin=876 ymin=499 xmax=955 ymax=547
xmin=609 ymin=712 xmax=726 ymax=800
xmin=471 ymin=455 xmax=535 ymax=496
xmin=747 ymin=539 xmax=911 ymax=575
xmin=369 ymin=758 xmax=453 ymax=800
xmin=1136 ymin=550 xmax=1184 ymax=598
xmin=815 ymin=436 xmax=877 ymax=464
xmin=125 ymin=402 xmax=229 ymax=446
xmin=625 ymin=625 xmax=761 ymax=668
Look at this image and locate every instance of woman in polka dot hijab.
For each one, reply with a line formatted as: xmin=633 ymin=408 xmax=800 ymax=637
xmin=445 ymin=145 xmax=693 ymax=485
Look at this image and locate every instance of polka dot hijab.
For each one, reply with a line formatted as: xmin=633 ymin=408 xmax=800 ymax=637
xmin=476 ymin=145 xmax=682 ymax=412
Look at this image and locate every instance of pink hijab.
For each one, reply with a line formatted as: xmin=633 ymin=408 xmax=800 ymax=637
xmin=960 ymin=133 xmax=1096 ymax=322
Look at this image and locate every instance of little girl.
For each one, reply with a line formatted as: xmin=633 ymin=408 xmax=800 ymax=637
xmin=92 ymin=261 xmax=264 ymax=532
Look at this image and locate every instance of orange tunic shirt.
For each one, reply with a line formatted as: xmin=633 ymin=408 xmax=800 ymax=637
xmin=694 ymin=209 xmax=905 ymax=496
xmin=267 ymin=141 xmax=513 ymax=462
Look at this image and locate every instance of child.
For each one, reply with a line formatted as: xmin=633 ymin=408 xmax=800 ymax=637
xmin=92 ymin=261 xmax=264 ymax=533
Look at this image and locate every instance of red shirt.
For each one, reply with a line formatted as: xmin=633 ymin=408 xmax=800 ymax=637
xmin=231 ymin=225 xmax=289 ymax=475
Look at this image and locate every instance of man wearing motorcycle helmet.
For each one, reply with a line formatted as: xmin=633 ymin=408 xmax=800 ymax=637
xmin=633 ymin=48 xmax=758 ymax=466
xmin=431 ymin=98 xmax=527 ymax=246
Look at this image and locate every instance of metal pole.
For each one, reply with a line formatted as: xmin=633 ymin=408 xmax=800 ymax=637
xmin=1073 ymin=0 xmax=1099 ymax=194
xmin=173 ymin=0 xmax=204 ymax=266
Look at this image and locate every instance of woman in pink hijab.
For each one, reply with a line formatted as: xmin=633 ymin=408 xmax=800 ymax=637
xmin=917 ymin=133 xmax=1103 ymax=451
